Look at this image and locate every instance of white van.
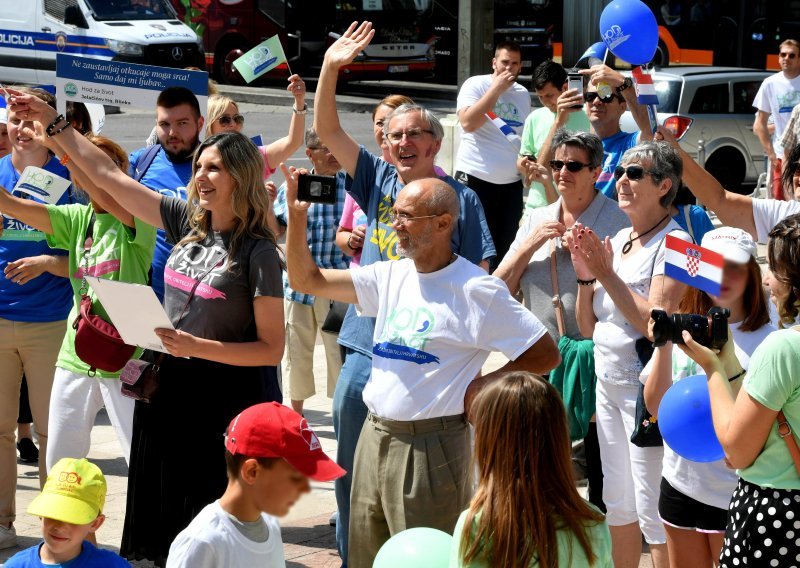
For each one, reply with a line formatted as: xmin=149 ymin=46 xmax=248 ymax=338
xmin=0 ymin=0 xmax=203 ymax=84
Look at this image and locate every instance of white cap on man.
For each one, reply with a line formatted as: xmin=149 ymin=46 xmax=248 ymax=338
xmin=700 ymin=227 xmax=757 ymax=264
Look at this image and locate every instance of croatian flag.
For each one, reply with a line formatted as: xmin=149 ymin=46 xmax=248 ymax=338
xmin=485 ymin=111 xmax=521 ymax=149
xmin=632 ymin=66 xmax=660 ymax=106
xmin=664 ymin=235 xmax=723 ymax=296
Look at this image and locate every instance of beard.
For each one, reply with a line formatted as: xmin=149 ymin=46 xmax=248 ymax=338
xmin=395 ymin=224 xmax=434 ymax=259
xmin=161 ymin=134 xmax=200 ymax=162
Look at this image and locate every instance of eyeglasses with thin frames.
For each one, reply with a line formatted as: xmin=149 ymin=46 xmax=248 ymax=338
xmin=217 ymin=114 xmax=244 ymax=126
xmin=387 ymin=211 xmax=442 ymax=225
xmin=385 ymin=128 xmax=434 ymax=143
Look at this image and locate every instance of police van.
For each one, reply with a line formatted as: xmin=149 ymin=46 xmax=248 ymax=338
xmin=0 ymin=0 xmax=203 ymax=84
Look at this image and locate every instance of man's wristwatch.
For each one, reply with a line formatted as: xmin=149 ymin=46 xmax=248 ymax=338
xmin=616 ymin=77 xmax=633 ymax=94
xmin=292 ymin=103 xmax=308 ymax=115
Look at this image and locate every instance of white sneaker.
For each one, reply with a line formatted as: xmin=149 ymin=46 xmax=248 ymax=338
xmin=0 ymin=523 xmax=17 ymax=550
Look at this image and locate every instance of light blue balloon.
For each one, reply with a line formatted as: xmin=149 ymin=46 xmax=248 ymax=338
xmin=599 ymin=0 xmax=659 ymax=66
xmin=658 ymin=374 xmax=725 ymax=463
xmin=373 ymin=527 xmax=452 ymax=568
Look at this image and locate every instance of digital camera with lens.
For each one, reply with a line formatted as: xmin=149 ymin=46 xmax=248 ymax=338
xmin=651 ymin=307 xmax=730 ymax=349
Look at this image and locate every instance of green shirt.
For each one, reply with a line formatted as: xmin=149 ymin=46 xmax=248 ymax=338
xmin=740 ymin=328 xmax=800 ymax=490
xmin=449 ymin=506 xmax=613 ymax=568
xmin=46 ymin=204 xmax=156 ymax=378
xmin=520 ymin=107 xmax=591 ymax=211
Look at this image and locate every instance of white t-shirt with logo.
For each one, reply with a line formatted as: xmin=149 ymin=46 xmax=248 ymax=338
xmin=753 ymin=72 xmax=800 ymax=158
xmin=640 ymin=322 xmax=776 ymax=509
xmin=751 ymin=197 xmax=800 ymax=243
xmin=455 ymin=74 xmax=531 ymax=184
xmin=166 ymin=501 xmax=285 ymax=568
xmin=350 ymin=256 xmax=548 ymax=420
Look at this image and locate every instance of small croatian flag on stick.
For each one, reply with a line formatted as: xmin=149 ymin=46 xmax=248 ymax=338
xmin=631 ymin=66 xmax=659 ymax=105
xmin=485 ymin=111 xmax=521 ymax=150
xmin=664 ymin=235 xmax=723 ymax=297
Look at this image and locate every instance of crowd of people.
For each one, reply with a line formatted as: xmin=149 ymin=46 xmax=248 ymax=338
xmin=0 ymin=19 xmax=799 ymax=568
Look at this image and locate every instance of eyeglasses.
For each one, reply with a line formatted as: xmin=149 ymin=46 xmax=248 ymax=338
xmin=387 ymin=211 xmax=441 ymax=225
xmin=307 ymin=146 xmax=331 ymax=154
xmin=385 ymin=128 xmax=434 ymax=143
xmin=613 ymin=165 xmax=656 ymax=181
xmin=217 ymin=114 xmax=244 ymax=126
xmin=584 ymin=91 xmax=623 ymax=104
xmin=780 ymin=52 xmax=797 ymax=59
xmin=549 ymin=160 xmax=593 ymax=172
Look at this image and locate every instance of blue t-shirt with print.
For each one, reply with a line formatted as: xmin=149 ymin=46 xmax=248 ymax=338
xmin=3 ymin=541 xmax=131 ymax=567
xmin=0 ymin=155 xmax=74 ymax=322
xmin=337 ymin=146 xmax=496 ymax=356
xmin=129 ymin=145 xmax=191 ymax=302
xmin=673 ymin=204 xmax=715 ymax=244
xmin=597 ymin=130 xmax=639 ymax=199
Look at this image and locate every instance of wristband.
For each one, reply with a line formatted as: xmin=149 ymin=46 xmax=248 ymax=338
xmin=45 ymin=114 xmax=66 ymax=137
xmin=48 ymin=120 xmax=71 ymax=138
xmin=59 ymin=154 xmax=71 ymax=166
xmin=616 ymin=77 xmax=633 ymax=94
xmin=292 ymin=103 xmax=308 ymax=115
xmin=576 ymin=278 xmax=596 ymax=286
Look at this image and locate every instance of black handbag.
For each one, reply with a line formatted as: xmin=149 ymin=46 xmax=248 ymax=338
xmin=321 ymin=300 xmax=348 ymax=334
xmin=630 ymin=337 xmax=663 ymax=447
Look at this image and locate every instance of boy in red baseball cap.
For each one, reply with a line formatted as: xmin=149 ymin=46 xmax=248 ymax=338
xmin=167 ymin=402 xmax=345 ymax=567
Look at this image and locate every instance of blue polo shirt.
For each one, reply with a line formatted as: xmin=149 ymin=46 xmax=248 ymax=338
xmin=0 ymin=155 xmax=74 ymax=322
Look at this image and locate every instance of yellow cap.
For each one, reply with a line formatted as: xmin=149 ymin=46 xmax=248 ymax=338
xmin=28 ymin=458 xmax=106 ymax=525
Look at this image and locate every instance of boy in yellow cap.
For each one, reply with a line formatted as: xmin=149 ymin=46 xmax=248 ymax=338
xmin=3 ymin=458 xmax=129 ymax=567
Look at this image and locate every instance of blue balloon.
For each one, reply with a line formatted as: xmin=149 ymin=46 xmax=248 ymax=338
xmin=599 ymin=0 xmax=659 ymax=66
xmin=658 ymin=374 xmax=725 ymax=463
xmin=373 ymin=527 xmax=452 ymax=568
xmin=577 ymin=42 xmax=608 ymax=67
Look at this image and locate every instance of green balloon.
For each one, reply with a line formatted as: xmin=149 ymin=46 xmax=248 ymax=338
xmin=373 ymin=527 xmax=453 ymax=568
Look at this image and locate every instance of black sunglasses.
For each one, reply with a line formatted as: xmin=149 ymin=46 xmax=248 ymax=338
xmin=613 ymin=165 xmax=656 ymax=181
xmin=584 ymin=91 xmax=623 ymax=104
xmin=550 ymin=160 xmax=592 ymax=172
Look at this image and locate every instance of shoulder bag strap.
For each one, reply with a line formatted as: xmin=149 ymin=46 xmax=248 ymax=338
xmin=549 ymin=238 xmax=566 ymax=338
xmin=682 ymin=205 xmax=695 ymax=242
xmin=78 ymin=211 xmax=96 ymax=297
xmin=778 ymin=411 xmax=800 ymax=477
xmin=133 ymin=144 xmax=161 ymax=182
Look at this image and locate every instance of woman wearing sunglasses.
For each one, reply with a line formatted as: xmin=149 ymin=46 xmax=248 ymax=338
xmin=205 ymin=73 xmax=307 ymax=180
xmin=567 ymin=141 xmax=691 ymax=568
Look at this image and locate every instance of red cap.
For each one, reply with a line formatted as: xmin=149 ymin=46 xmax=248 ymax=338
xmin=225 ymin=402 xmax=345 ymax=482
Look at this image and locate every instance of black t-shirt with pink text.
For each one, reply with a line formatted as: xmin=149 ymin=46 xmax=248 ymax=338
xmin=160 ymin=196 xmax=282 ymax=342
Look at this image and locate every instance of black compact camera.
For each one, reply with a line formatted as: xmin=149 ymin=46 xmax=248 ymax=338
xmin=651 ymin=307 xmax=730 ymax=350
xmin=297 ymin=173 xmax=337 ymax=204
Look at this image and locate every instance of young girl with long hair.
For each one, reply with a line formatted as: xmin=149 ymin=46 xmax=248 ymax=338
xmin=451 ymin=372 xmax=612 ymax=568
xmin=643 ymin=227 xmax=775 ymax=568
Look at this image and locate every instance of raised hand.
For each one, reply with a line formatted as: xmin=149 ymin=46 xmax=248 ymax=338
xmin=490 ymin=69 xmax=517 ymax=93
xmin=287 ymin=74 xmax=306 ymax=102
xmin=323 ymin=21 xmax=375 ymax=70
xmin=568 ymin=223 xmax=614 ymax=280
xmin=5 ymin=89 xmax=58 ymax=126
xmin=527 ymin=219 xmax=566 ymax=250
xmin=279 ymin=163 xmax=311 ymax=213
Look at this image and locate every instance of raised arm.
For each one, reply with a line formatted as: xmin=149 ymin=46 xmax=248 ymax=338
xmin=583 ymin=64 xmax=652 ymax=141
xmin=7 ymin=91 xmax=164 ymax=229
xmin=313 ymin=21 xmax=375 ymax=177
xmin=457 ymin=72 xmax=516 ymax=132
xmin=656 ymin=126 xmax=757 ymax=237
xmin=263 ymin=75 xmax=307 ymax=168
xmin=282 ymin=164 xmax=358 ymax=303
xmin=0 ymin=190 xmax=53 ymax=234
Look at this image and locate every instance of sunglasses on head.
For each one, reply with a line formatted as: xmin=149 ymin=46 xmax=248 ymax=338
xmin=549 ymin=160 xmax=593 ymax=172
xmin=613 ymin=165 xmax=655 ymax=181
xmin=217 ymin=114 xmax=244 ymax=126
xmin=584 ymin=91 xmax=622 ymax=104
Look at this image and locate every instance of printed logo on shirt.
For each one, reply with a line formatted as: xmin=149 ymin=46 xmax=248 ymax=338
xmin=72 ymin=228 xmax=122 ymax=279
xmin=165 ymin=242 xmax=228 ymax=300
xmin=373 ymin=306 xmax=440 ymax=365
xmin=370 ymin=194 xmax=400 ymax=261
xmin=493 ymin=101 xmax=523 ymax=128
xmin=778 ymin=90 xmax=800 ymax=114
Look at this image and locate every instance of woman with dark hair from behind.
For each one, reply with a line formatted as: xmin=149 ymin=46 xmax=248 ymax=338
xmin=780 ymin=141 xmax=800 ymax=202
xmin=451 ymin=371 xmax=612 ymax=567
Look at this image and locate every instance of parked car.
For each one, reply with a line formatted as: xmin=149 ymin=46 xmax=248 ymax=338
xmin=620 ymin=66 xmax=770 ymax=194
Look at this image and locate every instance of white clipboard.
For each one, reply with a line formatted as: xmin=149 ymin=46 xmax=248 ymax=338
xmin=85 ymin=276 xmax=173 ymax=353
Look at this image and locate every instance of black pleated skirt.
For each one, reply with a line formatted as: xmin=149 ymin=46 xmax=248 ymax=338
xmin=119 ymin=357 xmax=280 ymax=566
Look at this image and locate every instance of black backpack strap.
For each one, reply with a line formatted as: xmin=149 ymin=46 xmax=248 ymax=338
xmin=133 ymin=144 xmax=162 ymax=182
